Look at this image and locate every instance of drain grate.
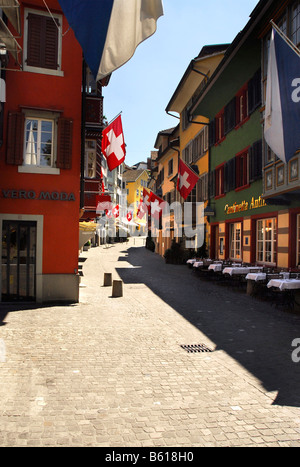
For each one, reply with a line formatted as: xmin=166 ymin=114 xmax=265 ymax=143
xmin=180 ymin=344 xmax=213 ymax=353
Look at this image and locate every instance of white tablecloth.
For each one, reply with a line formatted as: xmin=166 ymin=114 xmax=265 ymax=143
xmin=245 ymin=273 xmax=267 ymax=281
xmin=193 ymin=261 xmax=204 ymax=268
xmin=267 ymin=279 xmax=300 ymax=291
xmin=186 ymin=259 xmax=196 ymax=264
xmin=223 ymin=266 xmax=263 ymax=276
xmin=208 ymin=264 xmax=223 ymax=272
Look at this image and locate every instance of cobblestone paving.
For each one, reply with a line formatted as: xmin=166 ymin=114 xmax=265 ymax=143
xmin=0 ymin=238 xmax=300 ymax=447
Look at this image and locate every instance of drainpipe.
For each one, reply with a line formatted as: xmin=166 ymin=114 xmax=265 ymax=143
xmin=80 ymin=57 xmax=86 ymax=210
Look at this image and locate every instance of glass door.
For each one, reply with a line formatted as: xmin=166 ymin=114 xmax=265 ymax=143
xmin=1 ymin=221 xmax=37 ymax=301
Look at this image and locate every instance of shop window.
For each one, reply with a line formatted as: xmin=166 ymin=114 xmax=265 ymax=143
xmin=215 ymin=164 xmax=224 ymax=198
xmin=84 ymin=139 xmax=97 ymax=178
xmin=236 ymin=149 xmax=249 ymax=190
xmin=229 ymin=223 xmax=242 ymax=261
xmin=24 ymin=9 xmax=63 ymax=75
xmin=256 ymin=218 xmax=277 ymax=264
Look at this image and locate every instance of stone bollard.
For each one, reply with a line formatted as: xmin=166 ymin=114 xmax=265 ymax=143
xmin=103 ymin=273 xmax=112 ymax=287
xmin=112 ymin=280 xmax=123 ymax=297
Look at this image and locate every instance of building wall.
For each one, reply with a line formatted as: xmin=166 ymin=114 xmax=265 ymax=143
xmin=0 ymin=0 xmax=82 ymax=302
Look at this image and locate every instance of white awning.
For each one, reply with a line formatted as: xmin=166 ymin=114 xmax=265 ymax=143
xmin=0 ymin=16 xmax=21 ymax=61
xmin=0 ymin=0 xmax=21 ymax=34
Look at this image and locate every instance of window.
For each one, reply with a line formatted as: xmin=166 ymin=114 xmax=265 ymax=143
xmin=291 ymin=1 xmax=300 ymax=47
xmin=6 ymin=111 xmax=73 ymax=173
xmin=236 ymin=149 xmax=249 ymax=189
xmin=168 ymin=158 xmax=173 ymax=176
xmin=24 ymin=9 xmax=63 ymax=75
xmin=229 ymin=223 xmax=242 ymax=260
xmin=24 ymin=118 xmax=54 ymax=167
xmin=84 ymin=140 xmax=97 ymax=178
xmin=215 ymin=109 xmax=225 ymax=144
xmin=236 ymin=84 xmax=248 ymax=126
xmin=256 ymin=218 xmax=277 ymax=264
xmin=215 ymin=164 xmax=224 ymax=197
xmin=297 ymin=214 xmax=300 ymax=266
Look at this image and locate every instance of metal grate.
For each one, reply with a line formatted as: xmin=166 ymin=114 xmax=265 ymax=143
xmin=180 ymin=344 xmax=213 ymax=353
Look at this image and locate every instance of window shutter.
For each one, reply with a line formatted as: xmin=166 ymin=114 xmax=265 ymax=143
xmin=6 ymin=112 xmax=25 ymax=165
xmin=56 ymin=118 xmax=73 ymax=169
xmin=27 ymin=13 xmax=59 ymax=70
xmin=248 ymin=69 xmax=262 ymax=114
xmin=44 ymin=17 xmax=59 ymax=70
xmin=27 ymin=13 xmax=43 ymax=67
xmin=249 ymin=139 xmax=262 ymax=182
xmin=209 ymin=169 xmax=215 ymax=198
xmin=224 ymin=157 xmax=236 ymax=192
xmin=209 ymin=120 xmax=215 ymax=147
xmin=225 ymin=97 xmax=236 ymax=134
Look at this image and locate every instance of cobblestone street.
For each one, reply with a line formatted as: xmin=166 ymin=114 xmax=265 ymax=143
xmin=1 ymin=238 xmax=300 ymax=447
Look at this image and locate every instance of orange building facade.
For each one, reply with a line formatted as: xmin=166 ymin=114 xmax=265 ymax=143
xmin=0 ymin=0 xmax=83 ymax=303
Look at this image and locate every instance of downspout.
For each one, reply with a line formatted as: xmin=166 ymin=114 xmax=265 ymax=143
xmin=80 ymin=57 xmax=86 ymax=210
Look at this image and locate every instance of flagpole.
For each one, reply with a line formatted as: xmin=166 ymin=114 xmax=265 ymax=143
xmin=107 ymin=111 xmax=122 ymax=125
xmin=270 ymin=20 xmax=300 ymax=57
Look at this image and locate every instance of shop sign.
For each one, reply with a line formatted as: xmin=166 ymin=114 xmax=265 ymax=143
xmin=224 ymin=195 xmax=266 ymax=215
xmin=1 ymin=189 xmax=76 ymax=201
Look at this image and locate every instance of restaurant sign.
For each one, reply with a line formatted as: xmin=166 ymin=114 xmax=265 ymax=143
xmin=224 ymin=195 xmax=266 ymax=215
xmin=1 ymin=189 xmax=76 ymax=201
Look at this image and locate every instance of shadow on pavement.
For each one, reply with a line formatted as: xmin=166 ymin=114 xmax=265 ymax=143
xmin=116 ymin=246 xmax=300 ymax=408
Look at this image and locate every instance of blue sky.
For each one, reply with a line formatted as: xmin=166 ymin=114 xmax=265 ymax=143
xmin=102 ymin=0 xmax=259 ymax=167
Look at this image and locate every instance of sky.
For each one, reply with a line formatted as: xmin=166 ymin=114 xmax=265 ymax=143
xmin=102 ymin=0 xmax=259 ymax=167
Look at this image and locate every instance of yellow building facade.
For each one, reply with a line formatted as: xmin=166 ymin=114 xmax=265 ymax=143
xmin=123 ymin=168 xmax=149 ymax=232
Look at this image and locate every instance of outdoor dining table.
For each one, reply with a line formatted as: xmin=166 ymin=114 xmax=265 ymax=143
xmin=245 ymin=272 xmax=267 ymax=281
xmin=222 ymin=266 xmax=263 ymax=276
xmin=186 ymin=259 xmax=197 ymax=265
xmin=267 ymin=278 xmax=300 ymax=291
xmin=208 ymin=263 xmax=223 ymax=272
xmin=193 ymin=261 xmax=204 ymax=268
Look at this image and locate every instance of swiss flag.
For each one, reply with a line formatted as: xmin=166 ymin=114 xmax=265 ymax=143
xmin=101 ymin=115 xmax=126 ymax=171
xmin=127 ymin=211 xmax=133 ymax=222
xmin=150 ymin=192 xmax=164 ymax=219
xmin=143 ymin=189 xmax=152 ymax=210
xmin=112 ymin=205 xmax=119 ymax=218
xmin=137 ymin=198 xmax=146 ymax=219
xmin=105 ymin=209 xmax=112 ymax=218
xmin=177 ymin=159 xmax=199 ymax=200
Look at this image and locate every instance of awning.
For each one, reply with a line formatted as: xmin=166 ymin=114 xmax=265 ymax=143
xmin=0 ymin=0 xmax=21 ymax=34
xmin=79 ymin=221 xmax=97 ymax=250
xmin=0 ymin=16 xmax=21 ymax=61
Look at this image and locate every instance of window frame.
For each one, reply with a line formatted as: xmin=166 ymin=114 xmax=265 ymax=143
xmin=84 ymin=139 xmax=97 ymax=179
xmin=23 ymin=8 xmax=63 ymax=77
xmin=18 ymin=109 xmax=60 ymax=175
xmin=235 ymin=147 xmax=250 ymax=191
xmin=215 ymin=163 xmax=225 ymax=198
xmin=229 ymin=222 xmax=242 ymax=261
xmin=256 ymin=217 xmax=277 ymax=265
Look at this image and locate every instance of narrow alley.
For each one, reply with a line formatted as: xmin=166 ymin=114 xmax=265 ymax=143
xmin=0 ymin=239 xmax=300 ymax=447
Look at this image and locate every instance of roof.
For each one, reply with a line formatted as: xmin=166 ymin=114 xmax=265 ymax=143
xmin=190 ymin=0 xmax=274 ymax=117
xmin=166 ymin=44 xmax=229 ymax=114
xmin=122 ymin=169 xmax=148 ymax=182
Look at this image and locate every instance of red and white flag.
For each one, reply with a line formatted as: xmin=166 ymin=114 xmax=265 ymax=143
xmin=112 ymin=204 xmax=119 ymax=218
xmin=177 ymin=159 xmax=199 ymax=200
xmin=127 ymin=211 xmax=133 ymax=222
xmin=101 ymin=115 xmax=126 ymax=171
xmin=150 ymin=192 xmax=164 ymax=219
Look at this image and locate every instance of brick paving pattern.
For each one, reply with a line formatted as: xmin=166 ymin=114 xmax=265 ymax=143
xmin=0 ymin=238 xmax=300 ymax=446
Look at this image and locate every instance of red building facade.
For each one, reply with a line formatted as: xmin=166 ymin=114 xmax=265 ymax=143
xmin=0 ymin=0 xmax=83 ymax=302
